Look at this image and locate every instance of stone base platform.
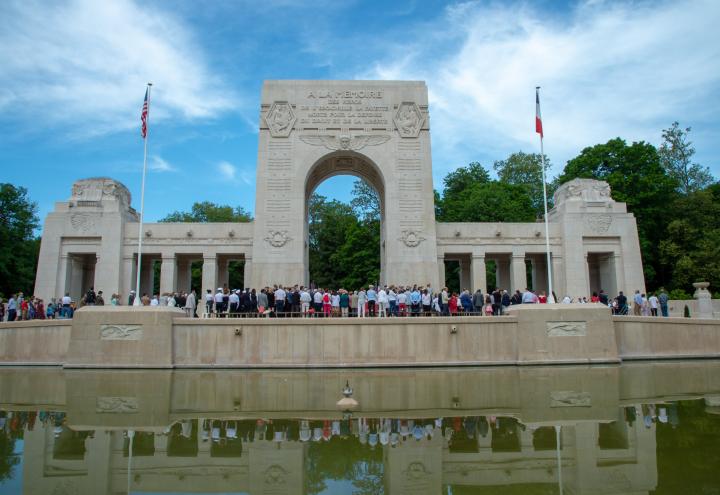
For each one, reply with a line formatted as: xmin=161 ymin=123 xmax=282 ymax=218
xmin=1 ymin=305 xmax=719 ymax=368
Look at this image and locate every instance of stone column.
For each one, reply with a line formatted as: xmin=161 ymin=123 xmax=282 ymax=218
xmin=217 ymin=258 xmax=229 ymax=290
xmin=613 ymin=252 xmax=626 ymax=295
xmin=533 ymin=257 xmax=548 ymax=294
xmin=122 ymin=255 xmax=135 ymax=300
xmin=458 ymin=258 xmax=471 ymax=290
xmin=471 ymin=253 xmax=486 ymax=293
xmin=243 ymin=255 xmax=253 ymax=289
xmin=57 ymin=254 xmax=70 ymax=297
xmin=176 ymin=259 xmax=191 ymax=293
xmin=159 ymin=255 xmax=177 ymax=295
xmin=511 ymin=254 xmax=527 ymax=292
xmin=551 ymin=254 xmax=564 ymax=301
xmin=69 ymin=256 xmax=84 ymax=301
xmin=437 ymin=255 xmax=446 ymax=289
xmin=201 ymin=256 xmax=217 ymax=316
xmin=141 ymin=258 xmax=155 ymax=297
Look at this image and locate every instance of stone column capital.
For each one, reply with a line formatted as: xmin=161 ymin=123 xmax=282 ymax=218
xmin=472 ymin=253 xmax=485 ymax=260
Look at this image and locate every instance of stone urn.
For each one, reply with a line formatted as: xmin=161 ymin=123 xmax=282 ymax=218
xmin=693 ymin=282 xmax=713 ymax=319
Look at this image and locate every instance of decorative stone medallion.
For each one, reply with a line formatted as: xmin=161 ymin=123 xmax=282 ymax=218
xmin=399 ymin=230 xmax=426 ymax=247
xmin=263 ymin=465 xmax=288 ymax=485
xmin=546 ymin=321 xmax=586 ymax=336
xmin=100 ymin=324 xmax=143 ymax=340
xmin=299 ymin=134 xmax=390 ymax=150
xmin=265 ymin=230 xmax=291 ymax=247
xmin=70 ymin=213 xmax=95 ymax=232
xmin=265 ymin=101 xmax=296 ymax=137
xmin=394 ymin=102 xmax=424 ymax=138
xmin=586 ymin=214 xmax=613 ymax=234
xmin=403 ymin=461 xmax=431 ymax=481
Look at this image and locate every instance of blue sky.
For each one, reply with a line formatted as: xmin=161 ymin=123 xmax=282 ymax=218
xmin=1 ymin=0 xmax=718 ymax=223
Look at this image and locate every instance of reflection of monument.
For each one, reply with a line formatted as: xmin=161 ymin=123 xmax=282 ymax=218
xmin=6 ymin=362 xmax=720 ymax=494
xmin=19 ymin=407 xmax=657 ymax=495
xmin=33 ymin=80 xmax=646 ymax=304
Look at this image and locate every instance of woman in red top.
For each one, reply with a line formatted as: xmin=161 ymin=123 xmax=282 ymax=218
xmin=449 ymin=293 xmax=459 ymax=314
xmin=322 ymin=292 xmax=331 ymax=317
xmin=591 ymin=292 xmax=599 ymax=303
xmin=538 ymin=291 xmax=547 ymax=304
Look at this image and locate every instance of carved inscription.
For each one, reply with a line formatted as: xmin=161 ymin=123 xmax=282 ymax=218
xmin=96 ymin=396 xmax=139 ymax=413
xmin=550 ymin=390 xmax=592 ymax=407
xmin=297 ymin=89 xmax=392 ymax=128
xmin=546 ymin=321 xmax=587 ymax=336
xmin=100 ymin=324 xmax=143 ymax=340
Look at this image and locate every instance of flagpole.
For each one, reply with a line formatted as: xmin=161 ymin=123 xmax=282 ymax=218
xmin=537 ymin=86 xmax=555 ymax=303
xmin=134 ymin=83 xmax=152 ymax=306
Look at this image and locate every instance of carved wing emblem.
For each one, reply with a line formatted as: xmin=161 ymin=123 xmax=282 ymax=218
xmin=350 ymin=135 xmax=391 ymax=150
xmin=299 ymin=135 xmax=341 ymax=150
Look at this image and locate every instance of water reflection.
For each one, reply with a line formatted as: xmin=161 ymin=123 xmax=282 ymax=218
xmin=0 ymin=362 xmax=719 ymax=494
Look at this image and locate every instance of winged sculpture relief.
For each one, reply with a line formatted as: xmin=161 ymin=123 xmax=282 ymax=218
xmin=299 ymin=134 xmax=391 ymax=151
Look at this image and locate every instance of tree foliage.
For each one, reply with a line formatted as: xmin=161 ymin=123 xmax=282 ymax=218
xmin=659 ymin=122 xmax=713 ymax=195
xmin=308 ymin=193 xmax=380 ymax=289
xmin=436 ymin=162 xmax=536 ymax=222
xmin=0 ymin=184 xmax=40 ymax=297
xmin=350 ymin=179 xmax=380 ymax=222
xmin=160 ymin=201 xmax=253 ymax=223
xmin=493 ymin=151 xmax=554 ymax=217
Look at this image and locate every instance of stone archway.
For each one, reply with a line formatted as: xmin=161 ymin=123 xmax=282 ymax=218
xmin=250 ymin=80 xmax=439 ymax=289
xmin=303 ymin=151 xmax=386 ymax=286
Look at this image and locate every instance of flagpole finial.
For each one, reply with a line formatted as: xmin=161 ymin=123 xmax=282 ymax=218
xmin=536 ymin=86 xmax=540 ymax=90
xmin=147 ymin=82 xmax=153 ymax=86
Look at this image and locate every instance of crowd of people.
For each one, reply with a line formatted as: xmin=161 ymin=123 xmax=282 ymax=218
xmin=0 ymin=284 xmax=675 ymax=321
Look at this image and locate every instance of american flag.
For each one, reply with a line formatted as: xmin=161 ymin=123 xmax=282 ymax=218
xmin=140 ymin=88 xmax=149 ymax=139
xmin=535 ymin=87 xmax=543 ymax=138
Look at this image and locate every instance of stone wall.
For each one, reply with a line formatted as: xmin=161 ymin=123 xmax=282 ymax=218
xmin=2 ymin=306 xmax=720 ymax=367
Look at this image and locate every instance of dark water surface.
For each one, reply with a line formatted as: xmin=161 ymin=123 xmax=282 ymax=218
xmin=0 ymin=361 xmax=719 ymax=494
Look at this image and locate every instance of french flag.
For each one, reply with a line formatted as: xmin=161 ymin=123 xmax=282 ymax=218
xmin=535 ymin=87 xmax=543 ymax=138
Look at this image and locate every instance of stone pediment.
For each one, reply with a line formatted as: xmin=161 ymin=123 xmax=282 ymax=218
xmin=553 ymin=178 xmax=612 ymax=206
xmin=71 ymin=178 xmax=131 ymax=205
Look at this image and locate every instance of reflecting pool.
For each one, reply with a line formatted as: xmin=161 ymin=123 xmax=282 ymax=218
xmin=0 ymin=361 xmax=719 ymax=494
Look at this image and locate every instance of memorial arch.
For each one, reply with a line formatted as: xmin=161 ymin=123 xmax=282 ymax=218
xmin=33 ymin=80 xmax=647 ymax=304
xmin=249 ymin=80 xmax=440 ymax=289
xmin=304 ymin=151 xmax=386 ymax=285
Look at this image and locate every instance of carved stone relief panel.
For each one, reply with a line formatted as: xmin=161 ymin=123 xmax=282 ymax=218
xmin=394 ymin=102 xmax=424 ymax=138
xmin=96 ymin=396 xmax=139 ymax=413
xmin=265 ymin=101 xmax=296 ymax=137
xmin=100 ymin=324 xmax=143 ymax=340
xmin=546 ymin=321 xmax=587 ymax=336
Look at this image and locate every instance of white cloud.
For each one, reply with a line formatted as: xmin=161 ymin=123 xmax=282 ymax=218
xmin=0 ymin=0 xmax=238 ymax=138
xmin=148 ymin=155 xmax=175 ymax=173
xmin=218 ymin=161 xmax=237 ymax=181
xmin=362 ymin=0 xmax=720 ymax=177
xmin=217 ymin=160 xmax=254 ymax=185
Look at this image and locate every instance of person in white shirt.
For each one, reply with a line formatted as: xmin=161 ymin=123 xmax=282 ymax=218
xmin=150 ymin=296 xmax=159 ymax=306
xmin=185 ymin=290 xmax=197 ymax=317
xmin=377 ymin=288 xmax=388 ymax=317
xmin=313 ymin=289 xmax=323 ymax=315
xmin=214 ymin=289 xmax=224 ymax=316
xmin=300 ymin=289 xmax=311 ymax=316
xmin=167 ymin=294 xmax=176 ymax=307
xmin=357 ymin=289 xmax=367 ymax=318
xmin=648 ymin=293 xmax=659 ymax=316
xmin=229 ymin=290 xmax=239 ymax=314
xmin=331 ymin=292 xmax=340 ymax=317
xmin=274 ymin=287 xmax=286 ymax=314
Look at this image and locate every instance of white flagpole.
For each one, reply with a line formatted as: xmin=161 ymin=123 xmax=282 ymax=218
xmin=537 ymin=87 xmax=555 ymax=303
xmin=134 ymin=83 xmax=152 ymax=306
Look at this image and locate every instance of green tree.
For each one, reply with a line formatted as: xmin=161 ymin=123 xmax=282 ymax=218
xmin=441 ymin=161 xmax=490 ymax=197
xmin=658 ymin=184 xmax=720 ymax=291
xmin=436 ymin=161 xmax=536 ymax=222
xmin=559 ymin=138 xmax=679 ymax=288
xmin=659 ymin=122 xmax=713 ymax=195
xmin=350 ymin=179 xmax=380 ymax=222
xmin=493 ymin=151 xmax=555 ymax=217
xmin=0 ymin=184 xmax=40 ymax=297
xmin=308 ymin=193 xmax=380 ymax=288
xmin=160 ymin=201 xmax=252 ymax=223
